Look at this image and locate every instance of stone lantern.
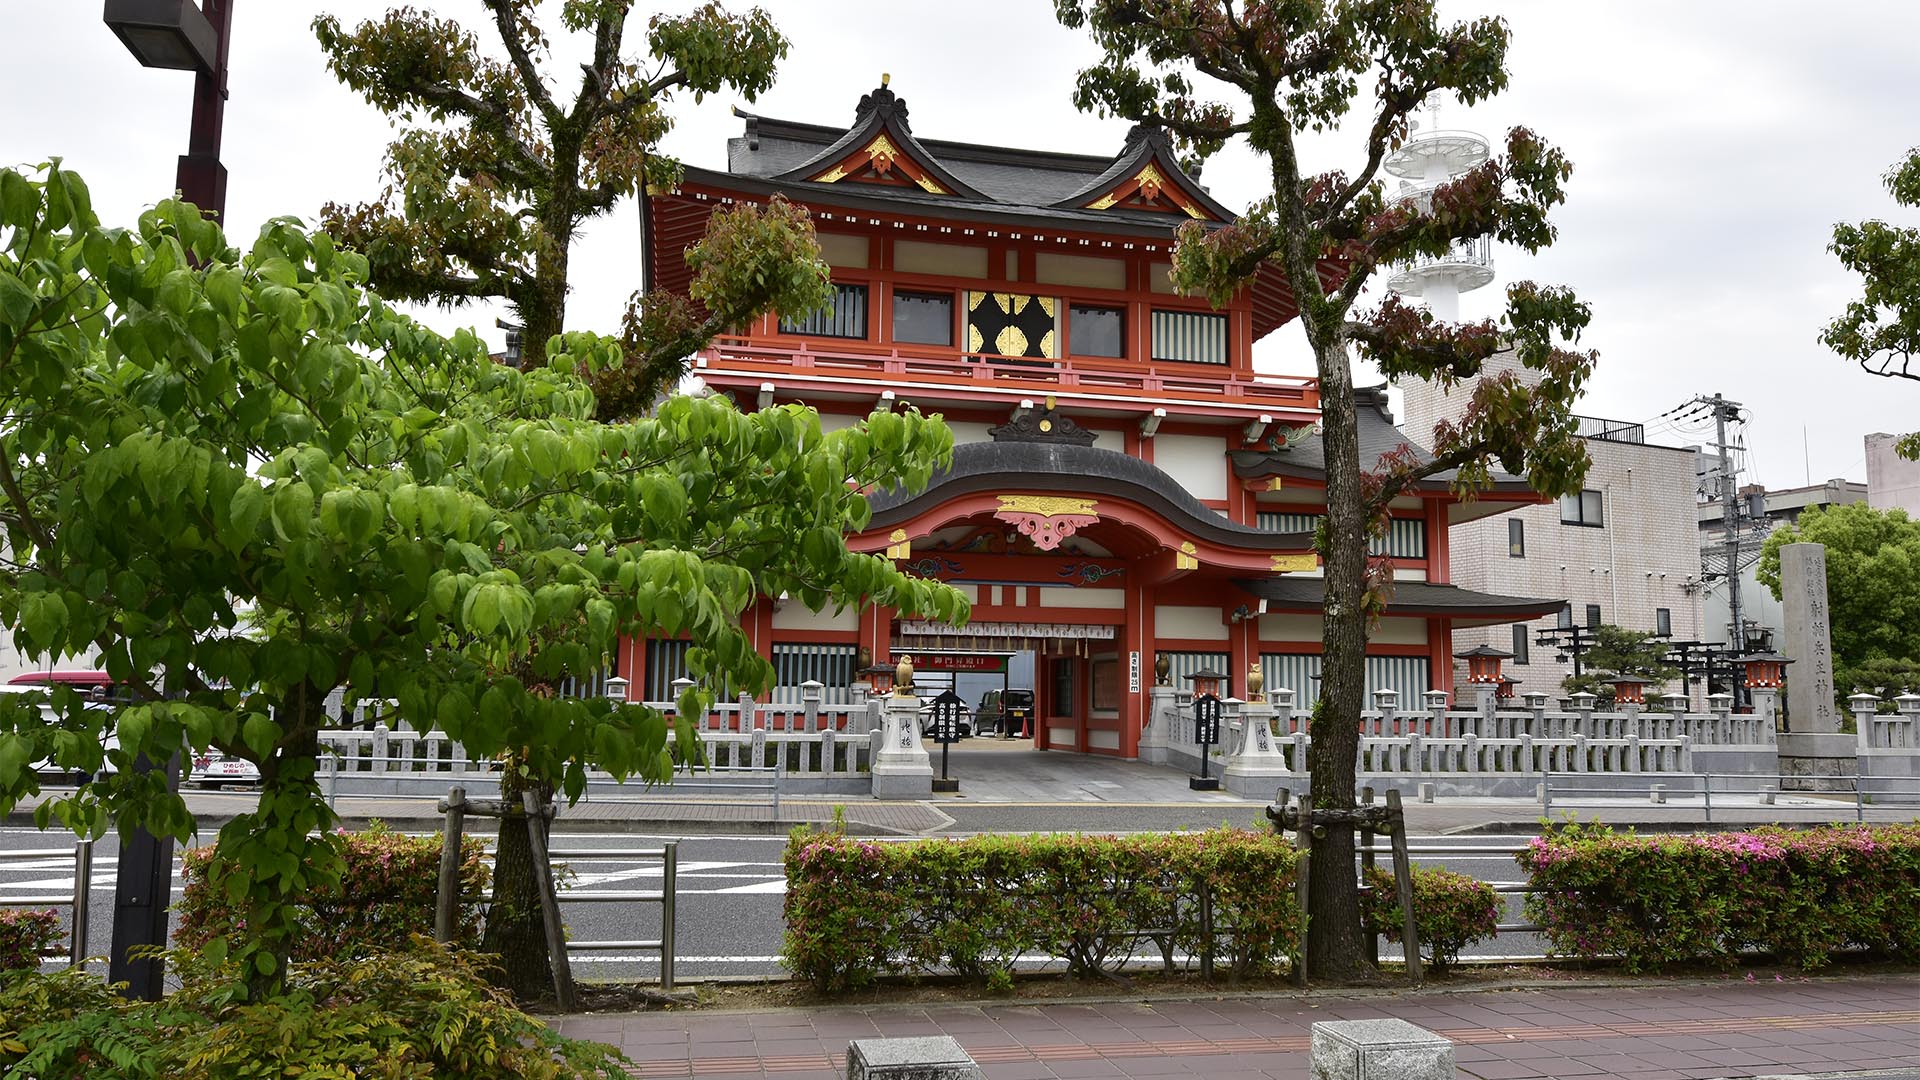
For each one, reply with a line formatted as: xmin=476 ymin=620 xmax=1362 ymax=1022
xmin=1454 ymin=645 xmax=1513 ymax=686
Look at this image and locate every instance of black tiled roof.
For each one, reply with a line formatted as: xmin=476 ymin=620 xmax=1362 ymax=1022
xmin=721 ymin=83 xmax=1224 ymax=222
xmin=1229 ymin=385 xmax=1533 ymax=492
xmin=1233 ymin=577 xmax=1563 ymax=622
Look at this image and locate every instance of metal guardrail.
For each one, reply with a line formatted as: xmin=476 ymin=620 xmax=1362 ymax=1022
xmin=1541 ymin=771 xmax=1920 ymax=823
xmin=0 ymin=841 xmax=94 ymax=967
xmin=546 ymin=842 xmax=679 ymax=992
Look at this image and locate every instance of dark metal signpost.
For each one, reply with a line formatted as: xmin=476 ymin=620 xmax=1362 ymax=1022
xmin=1190 ymin=692 xmax=1222 ymax=791
xmin=927 ymin=689 xmax=964 ymax=793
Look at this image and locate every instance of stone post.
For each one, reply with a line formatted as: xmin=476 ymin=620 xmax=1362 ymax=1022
xmin=1750 ymin=686 xmax=1781 ymax=745
xmin=1141 ymin=684 xmax=1178 ymax=765
xmin=1422 ymin=689 xmax=1448 ymax=739
xmin=1525 ymin=691 xmax=1551 ymax=739
xmin=871 ymin=692 xmax=934 ymax=799
xmin=801 ymin=680 xmax=823 ymax=732
xmin=739 ymin=691 xmax=759 ymax=732
xmin=1569 ymin=691 xmax=1596 ymax=739
xmin=1896 ymin=692 xmax=1920 ymax=750
xmin=1849 ymin=692 xmax=1879 ymax=752
xmin=1778 ymin=541 xmax=1861 ymax=787
xmin=1224 ymin=696 xmax=1291 ymax=795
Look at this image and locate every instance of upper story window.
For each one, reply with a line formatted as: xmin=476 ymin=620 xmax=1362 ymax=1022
xmin=1508 ymin=518 xmax=1525 ymax=558
xmin=1511 ymin=624 xmax=1530 ymax=664
xmin=780 ymin=282 xmax=868 ymax=339
xmin=965 ymin=291 xmax=1058 ymax=358
xmin=1585 ymin=603 xmax=1602 ymax=629
xmin=1559 ymin=489 xmax=1605 ymax=528
xmin=1151 ymin=309 xmax=1228 ymax=365
xmin=1259 ymin=512 xmax=1426 ymax=559
xmin=893 ymin=290 xmax=954 ymax=347
xmin=1656 ymin=607 xmax=1672 ymax=637
xmin=1069 ymin=304 xmax=1125 ymax=358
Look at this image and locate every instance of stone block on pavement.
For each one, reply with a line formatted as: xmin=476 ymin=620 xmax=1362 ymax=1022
xmin=846 ymin=1036 xmax=984 ymax=1080
xmin=1311 ymin=1018 xmax=1454 ymax=1080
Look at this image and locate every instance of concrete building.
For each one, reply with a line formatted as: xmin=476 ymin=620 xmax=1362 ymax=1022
xmin=1866 ymin=432 xmax=1920 ymax=514
xmin=1401 ymin=357 xmax=1704 ymax=697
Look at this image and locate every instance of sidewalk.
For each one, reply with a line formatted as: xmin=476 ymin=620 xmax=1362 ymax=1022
xmin=551 ymin=975 xmax=1920 ymax=1079
xmin=13 ymin=785 xmax=1912 ymax=838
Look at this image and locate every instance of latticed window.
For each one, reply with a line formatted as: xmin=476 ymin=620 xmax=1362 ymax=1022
xmin=1258 ymin=512 xmax=1426 ymax=559
xmin=1150 ymin=309 xmax=1227 ymax=364
xmin=1258 ymin=654 xmax=1432 ymax=711
xmin=780 ymin=283 xmax=867 ymax=338
xmin=771 ymin=643 xmax=856 ymax=705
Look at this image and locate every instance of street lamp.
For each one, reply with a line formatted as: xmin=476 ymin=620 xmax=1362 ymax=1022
xmin=100 ymin=0 xmax=233 ymax=1002
xmin=105 ymin=0 xmax=232 ymax=218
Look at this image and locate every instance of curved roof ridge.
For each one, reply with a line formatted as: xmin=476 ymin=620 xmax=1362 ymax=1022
xmin=867 ymin=440 xmax=1312 ymax=551
xmin=771 ymin=81 xmax=990 ymax=201
xmin=1049 ymin=123 xmax=1238 ymax=222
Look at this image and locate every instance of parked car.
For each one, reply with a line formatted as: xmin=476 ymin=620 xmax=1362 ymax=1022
xmin=975 ymin=688 xmax=1034 ymax=738
xmin=189 ymin=748 xmax=261 ymax=789
xmin=4 ymin=677 xmax=258 ymax=788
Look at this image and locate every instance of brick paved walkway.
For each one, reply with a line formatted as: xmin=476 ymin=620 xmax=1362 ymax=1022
xmin=551 ymin=976 xmax=1920 ymax=1079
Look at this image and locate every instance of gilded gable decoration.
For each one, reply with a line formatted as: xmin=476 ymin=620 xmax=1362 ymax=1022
xmin=966 ymin=291 xmax=1059 ymax=359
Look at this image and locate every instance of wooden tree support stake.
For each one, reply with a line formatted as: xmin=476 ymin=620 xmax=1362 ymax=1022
xmin=1385 ymin=789 xmax=1423 ymax=986
xmin=522 ymin=790 xmax=578 ymax=1011
xmin=435 ymin=786 xmax=466 ymax=944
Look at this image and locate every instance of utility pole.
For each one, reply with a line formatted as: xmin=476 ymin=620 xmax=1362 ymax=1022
xmin=1701 ymin=394 xmax=1744 ymax=655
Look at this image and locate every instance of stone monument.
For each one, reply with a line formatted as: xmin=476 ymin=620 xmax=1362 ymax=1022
xmin=1776 ymin=542 xmax=1857 ymax=788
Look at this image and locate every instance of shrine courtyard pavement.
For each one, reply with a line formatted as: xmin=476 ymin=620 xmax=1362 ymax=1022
xmin=551 ymin=974 xmax=1920 ymax=1080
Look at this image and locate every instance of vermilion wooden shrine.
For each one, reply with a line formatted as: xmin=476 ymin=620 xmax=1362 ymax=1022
xmin=625 ymin=78 xmax=1559 ymax=759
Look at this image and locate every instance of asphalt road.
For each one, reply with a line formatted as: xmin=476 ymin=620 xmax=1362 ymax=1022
xmin=0 ymin=827 xmax=1544 ymax=983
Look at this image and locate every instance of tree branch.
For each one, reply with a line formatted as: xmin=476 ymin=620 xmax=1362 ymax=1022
xmin=484 ymin=0 xmax=562 ymax=127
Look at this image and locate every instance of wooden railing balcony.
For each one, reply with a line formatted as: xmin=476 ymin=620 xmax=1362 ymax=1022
xmin=696 ymin=337 xmax=1320 ymax=418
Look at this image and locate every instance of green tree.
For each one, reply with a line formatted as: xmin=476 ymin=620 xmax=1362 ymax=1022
xmin=1056 ymin=0 xmax=1597 ymax=982
xmin=1823 ymin=148 xmax=1920 ymax=460
xmin=1560 ymin=625 xmax=1680 ymax=701
xmin=0 ymin=163 xmax=966 ymax=996
xmin=1758 ymin=503 xmax=1920 ymax=699
xmin=314 ymin=0 xmax=805 ymax=414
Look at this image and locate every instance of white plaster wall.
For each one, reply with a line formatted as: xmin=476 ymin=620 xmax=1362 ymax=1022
xmin=1154 ymin=435 xmax=1228 ymax=501
xmin=1038 ymin=587 xmax=1126 ymax=610
xmin=1156 ymin=605 xmax=1227 ymax=640
xmin=816 ymin=233 xmax=869 ymax=268
xmin=1259 ymin=613 xmax=1320 ymax=641
xmin=771 ymin=604 xmax=860 ymax=633
xmin=1091 ymin=428 xmax=1125 ymax=454
xmin=895 ymin=240 xmax=986 ymax=278
xmin=946 ymin=421 xmax=994 ymax=445
xmin=1371 ymin=617 xmax=1428 ymax=646
xmin=1035 ymin=253 xmax=1127 ymax=291
xmin=1086 ymin=729 xmax=1121 ymax=750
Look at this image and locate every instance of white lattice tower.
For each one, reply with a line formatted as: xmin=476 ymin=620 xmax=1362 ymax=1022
xmin=1384 ymin=97 xmax=1494 ymax=323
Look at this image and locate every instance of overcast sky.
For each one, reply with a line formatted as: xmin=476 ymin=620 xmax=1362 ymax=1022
xmin=4 ymin=1 xmax=1913 ymax=489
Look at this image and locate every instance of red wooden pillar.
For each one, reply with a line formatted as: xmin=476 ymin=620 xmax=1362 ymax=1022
xmin=1120 ymin=580 xmax=1155 ymax=759
xmin=1430 ymin=617 xmax=1455 ymax=698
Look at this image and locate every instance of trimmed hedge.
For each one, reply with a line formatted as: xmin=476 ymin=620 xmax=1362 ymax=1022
xmin=1362 ymin=865 xmax=1499 ymax=974
xmin=176 ymin=822 xmax=490 ymax=960
xmin=783 ymin=828 xmax=1301 ymax=991
xmin=0 ymin=909 xmax=63 ymax=971
xmin=1518 ymin=822 xmax=1920 ymax=972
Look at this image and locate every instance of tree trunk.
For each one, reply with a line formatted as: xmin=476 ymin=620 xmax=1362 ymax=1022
xmin=518 ymin=137 xmax=580 ymax=365
xmin=481 ymin=760 xmax=558 ymax=1001
xmin=1305 ymin=332 xmax=1379 ymax=984
xmin=243 ymin=695 xmax=329 ymax=1000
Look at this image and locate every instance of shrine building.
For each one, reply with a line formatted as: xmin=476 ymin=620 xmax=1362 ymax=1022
xmin=625 ymin=77 xmax=1562 ymax=758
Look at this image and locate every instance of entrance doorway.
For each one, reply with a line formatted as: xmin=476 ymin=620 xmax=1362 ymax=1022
xmin=905 ymin=650 xmax=1033 ymax=740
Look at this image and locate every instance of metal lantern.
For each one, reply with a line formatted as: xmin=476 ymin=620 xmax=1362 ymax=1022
xmin=1741 ymin=651 xmax=1793 ymax=690
xmin=1606 ymin=674 xmax=1653 ymax=706
xmin=1454 ymin=644 xmax=1513 ymax=685
xmin=858 ymin=662 xmax=895 ymax=696
xmin=1185 ymin=667 xmax=1226 ymax=698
